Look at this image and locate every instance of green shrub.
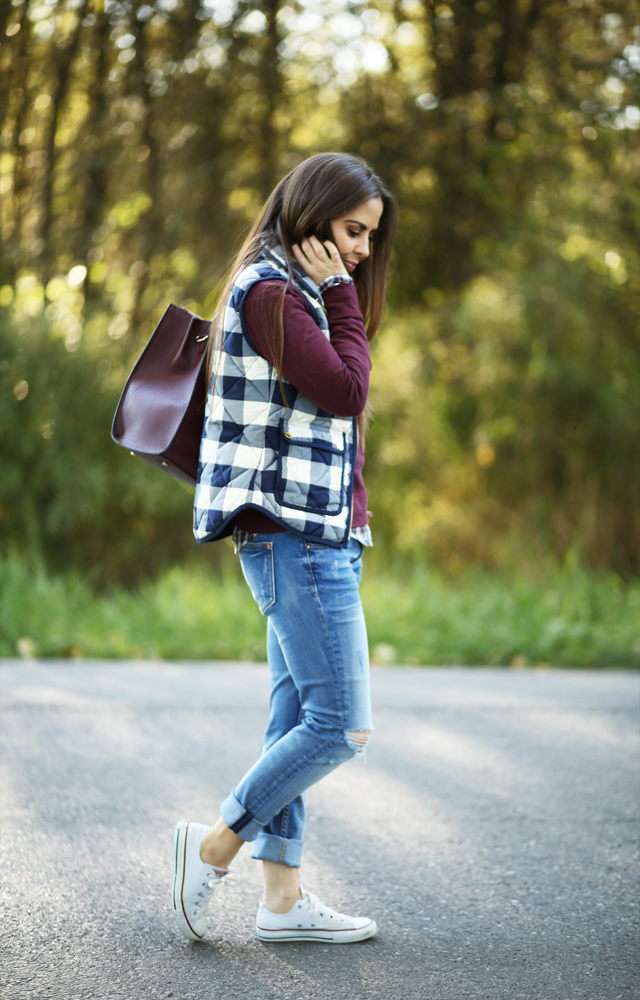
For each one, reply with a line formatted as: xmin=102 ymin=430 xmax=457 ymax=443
xmin=2 ymin=555 xmax=638 ymax=667
xmin=0 ymin=312 xmax=226 ymax=584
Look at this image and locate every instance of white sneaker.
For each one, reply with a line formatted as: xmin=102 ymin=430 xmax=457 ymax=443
xmin=256 ymin=887 xmax=377 ymax=944
xmin=172 ymin=821 xmax=235 ymax=941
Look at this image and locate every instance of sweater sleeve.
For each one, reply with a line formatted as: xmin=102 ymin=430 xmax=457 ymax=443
xmin=242 ymin=279 xmax=370 ymax=417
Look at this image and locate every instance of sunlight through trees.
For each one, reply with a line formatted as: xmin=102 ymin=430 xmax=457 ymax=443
xmin=1 ymin=0 xmax=638 ymax=580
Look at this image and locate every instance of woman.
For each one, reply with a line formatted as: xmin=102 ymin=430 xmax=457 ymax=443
xmin=174 ymin=153 xmax=397 ymax=944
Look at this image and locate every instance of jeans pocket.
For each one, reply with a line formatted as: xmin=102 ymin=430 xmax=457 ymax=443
xmin=239 ymin=542 xmax=276 ymax=614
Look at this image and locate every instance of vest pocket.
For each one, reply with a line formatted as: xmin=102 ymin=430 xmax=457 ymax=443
xmin=275 ymin=418 xmax=346 ymax=515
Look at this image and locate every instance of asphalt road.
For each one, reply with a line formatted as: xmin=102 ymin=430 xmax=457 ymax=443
xmin=1 ymin=661 xmax=638 ymax=1000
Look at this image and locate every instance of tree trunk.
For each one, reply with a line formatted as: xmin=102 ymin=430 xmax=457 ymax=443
xmin=2 ymin=2 xmax=32 ymax=270
xmin=257 ymin=0 xmax=283 ymax=200
xmin=40 ymin=0 xmax=89 ymax=275
xmin=81 ymin=10 xmax=111 ymax=254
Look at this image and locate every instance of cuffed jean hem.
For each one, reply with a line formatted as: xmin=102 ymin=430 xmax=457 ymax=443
xmin=220 ymin=790 xmax=263 ymax=842
xmin=250 ymin=832 xmax=303 ymax=867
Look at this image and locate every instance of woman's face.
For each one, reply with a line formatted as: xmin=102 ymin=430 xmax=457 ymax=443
xmin=329 ymin=196 xmax=384 ymax=274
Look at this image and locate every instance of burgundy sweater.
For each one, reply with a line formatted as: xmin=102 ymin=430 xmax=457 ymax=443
xmin=234 ymin=279 xmax=371 ymax=535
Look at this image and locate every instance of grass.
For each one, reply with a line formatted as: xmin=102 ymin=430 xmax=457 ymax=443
xmin=1 ymin=555 xmax=638 ymax=667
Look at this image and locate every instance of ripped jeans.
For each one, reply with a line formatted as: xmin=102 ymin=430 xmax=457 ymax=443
xmin=219 ymin=533 xmax=372 ymax=867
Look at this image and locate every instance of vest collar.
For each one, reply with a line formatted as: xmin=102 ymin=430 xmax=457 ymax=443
xmin=259 ymin=243 xmax=325 ymax=311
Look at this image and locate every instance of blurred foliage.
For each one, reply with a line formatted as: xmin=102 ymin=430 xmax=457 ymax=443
xmin=2 ymin=553 xmax=638 ymax=665
xmin=0 ymin=311 xmax=229 ymax=581
xmin=1 ymin=0 xmax=639 ymax=581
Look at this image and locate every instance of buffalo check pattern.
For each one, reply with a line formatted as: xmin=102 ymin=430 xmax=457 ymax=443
xmin=193 ymin=245 xmax=357 ymax=547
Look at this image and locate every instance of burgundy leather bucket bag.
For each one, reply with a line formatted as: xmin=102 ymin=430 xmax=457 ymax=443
xmin=111 ymin=304 xmax=211 ymax=487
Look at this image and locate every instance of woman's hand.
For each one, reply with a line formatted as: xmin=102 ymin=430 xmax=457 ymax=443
xmin=291 ymin=235 xmax=349 ymax=285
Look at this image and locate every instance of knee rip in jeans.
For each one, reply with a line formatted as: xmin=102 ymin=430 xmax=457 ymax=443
xmin=345 ymin=729 xmax=371 ymax=760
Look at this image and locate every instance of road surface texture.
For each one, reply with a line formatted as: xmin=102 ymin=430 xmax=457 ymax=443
xmin=1 ymin=661 xmax=638 ymax=1000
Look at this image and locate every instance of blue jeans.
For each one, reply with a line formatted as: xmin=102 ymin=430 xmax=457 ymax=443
xmin=219 ymin=533 xmax=372 ymax=867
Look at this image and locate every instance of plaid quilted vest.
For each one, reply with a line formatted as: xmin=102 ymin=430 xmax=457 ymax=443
xmin=193 ymin=246 xmax=358 ymax=547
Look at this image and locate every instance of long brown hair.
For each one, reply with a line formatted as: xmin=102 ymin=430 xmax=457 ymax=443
xmin=205 ymin=153 xmax=398 ymax=401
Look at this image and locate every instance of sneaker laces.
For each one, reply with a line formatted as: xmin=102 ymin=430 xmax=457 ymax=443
xmin=195 ymin=869 xmax=239 ymax=912
xmin=302 ymin=889 xmax=334 ymax=920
